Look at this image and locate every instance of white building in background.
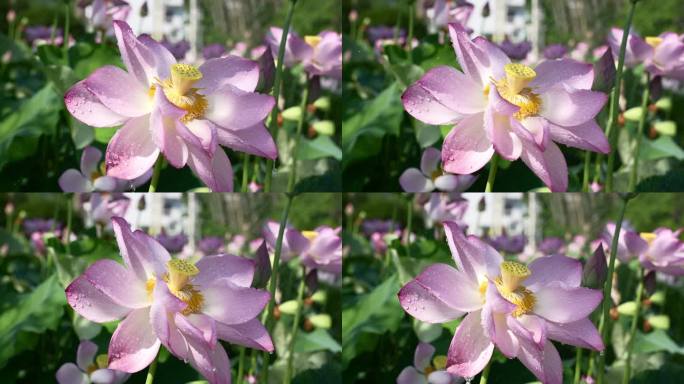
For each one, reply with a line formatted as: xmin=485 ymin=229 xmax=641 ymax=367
xmin=464 ymin=0 xmax=528 ymax=42
xmin=460 ymin=193 xmax=540 ymax=245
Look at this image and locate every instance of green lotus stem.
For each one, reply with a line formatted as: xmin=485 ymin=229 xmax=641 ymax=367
xmin=284 ymin=266 xmax=307 ymax=384
xmin=485 ymin=155 xmax=499 ymax=192
xmin=241 ymin=154 xmax=251 ymax=193
xmin=628 ymin=74 xmax=651 ymax=191
xmin=407 ymin=0 xmax=414 ymax=62
xmin=622 ymin=267 xmax=645 ymax=384
xmin=260 ymin=193 xmax=294 ymax=383
xmin=287 ymin=76 xmax=311 ymax=193
xmin=148 ymin=156 xmax=164 ymax=192
xmin=605 ymin=1 xmax=638 ymax=192
xmin=574 ymin=348 xmax=583 ymax=384
xmin=264 ymin=0 xmax=299 ymax=192
xmin=405 ymin=197 xmax=413 ymax=259
xmin=144 ymin=356 xmax=158 ymax=384
xmin=63 ymin=2 xmax=70 ymax=66
xmin=236 ymin=347 xmax=246 ymax=383
xmin=64 ymin=196 xmax=72 ymax=255
xmin=582 ymin=151 xmax=592 ymax=192
xmin=479 ymin=360 xmax=492 ymax=384
xmin=597 ymin=195 xmax=632 ymax=384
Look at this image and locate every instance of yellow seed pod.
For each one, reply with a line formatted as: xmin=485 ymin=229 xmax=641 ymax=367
xmin=171 ymin=63 xmax=203 ymax=95
xmin=645 ymin=36 xmax=663 ymax=48
xmin=305 ymin=35 xmax=322 ymax=48
xmin=302 ymin=230 xmax=319 ymax=241
xmin=500 ymin=261 xmax=531 ymax=291
xmin=504 ymin=63 xmax=536 ymax=95
xmin=167 ymin=259 xmax=199 ymax=292
xmin=640 ymin=232 xmax=657 ymax=245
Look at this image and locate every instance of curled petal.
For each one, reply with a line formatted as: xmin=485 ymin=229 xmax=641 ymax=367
xmin=66 ymin=275 xmax=131 ymax=323
xmin=215 ymin=318 xmax=274 ymax=352
xmin=64 ymin=80 xmax=128 ymax=127
xmin=530 ymin=59 xmax=594 ymax=92
xmin=546 ymin=318 xmax=604 ymax=351
xmin=446 ymin=310 xmax=494 ymax=378
xmin=213 ymin=121 xmax=278 ymax=160
xmin=441 ymin=112 xmax=494 ymax=175
xmin=108 ymin=308 xmax=161 ymax=373
xmin=105 ymin=115 xmax=160 ymax=180
xmin=548 ymin=119 xmax=610 ymax=154
xmin=186 ymin=144 xmax=234 ymax=192
xmin=519 ymin=140 xmax=568 ymax=192
xmin=540 ymin=86 xmax=608 ymax=127
xmin=113 ymin=20 xmax=158 ymax=86
xmin=205 ymin=84 xmax=275 ymax=130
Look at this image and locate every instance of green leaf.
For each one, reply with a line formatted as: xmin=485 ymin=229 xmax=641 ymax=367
xmin=342 ymin=275 xmax=403 ymax=365
xmin=0 ymin=275 xmax=66 ymax=367
xmin=415 ymin=121 xmax=441 ymax=148
xmin=633 ymin=330 xmax=684 ymax=355
xmin=298 ymin=135 xmax=342 ymax=161
xmin=294 ymin=329 xmax=341 ymax=353
xmin=641 ymin=136 xmax=684 ymax=161
xmin=342 ymin=83 xmax=402 ymax=166
xmin=0 ymin=85 xmax=60 ymax=169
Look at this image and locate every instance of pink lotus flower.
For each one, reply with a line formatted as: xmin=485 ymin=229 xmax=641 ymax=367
xmin=85 ymin=0 xmax=131 ymax=34
xmin=66 ymin=217 xmax=273 ymax=383
xmin=426 ymin=0 xmax=474 ymax=33
xmin=265 ymin=27 xmax=342 ymax=78
xmin=65 ymin=21 xmax=277 ymax=191
xmin=397 ymin=342 xmax=460 ymax=384
xmin=402 ymin=24 xmax=609 ymax=191
xmin=398 ymin=221 xmax=604 ymax=383
xmin=400 ymin=147 xmax=477 ymax=192
xmin=608 ymin=28 xmax=684 ymax=79
xmin=422 ymin=194 xmax=468 ymax=228
xmin=85 ymin=193 xmax=130 ymax=226
xmin=56 ymin=340 xmax=130 ymax=384
xmin=262 ymin=222 xmax=342 ymax=275
xmin=623 ymin=229 xmax=684 ymax=276
xmin=59 ymin=146 xmax=152 ymax=192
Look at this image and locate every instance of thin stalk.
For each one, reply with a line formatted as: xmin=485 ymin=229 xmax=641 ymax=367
xmin=605 ymin=1 xmax=638 ymax=192
xmin=479 ymin=360 xmax=492 ymax=384
xmin=582 ymin=151 xmax=592 ymax=192
xmin=407 ymin=0 xmax=414 ymax=62
xmin=264 ymin=0 xmax=298 ymax=192
xmin=628 ymin=74 xmax=650 ymax=191
xmin=622 ymin=267 xmax=645 ymax=384
xmin=597 ymin=195 xmax=632 ymax=384
xmin=405 ymin=198 xmax=413 ymax=258
xmin=63 ymin=2 xmax=70 ymax=66
xmin=287 ymin=76 xmax=311 ymax=193
xmin=148 ymin=156 xmax=164 ymax=192
xmin=64 ymin=196 xmax=72 ymax=255
xmin=284 ymin=266 xmax=307 ymax=384
xmin=485 ymin=155 xmax=499 ymax=192
xmin=260 ymin=194 xmax=295 ymax=383
xmin=574 ymin=348 xmax=583 ymax=384
xmin=144 ymin=356 xmax=158 ymax=384
xmin=236 ymin=347 xmax=246 ymax=384
xmin=241 ymin=154 xmax=252 ymax=193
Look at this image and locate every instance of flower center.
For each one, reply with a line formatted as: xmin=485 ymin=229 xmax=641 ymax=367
xmin=494 ymin=261 xmax=536 ymax=317
xmin=430 ymin=168 xmax=442 ymax=181
xmin=86 ymin=354 xmax=109 ymax=374
xmin=302 ymin=230 xmax=319 ymax=241
xmin=645 ymin=36 xmax=662 ymax=48
xmin=494 ymin=63 xmax=541 ymax=120
xmin=152 ymin=63 xmax=208 ymax=123
xmin=640 ymin=232 xmax=657 ymax=245
xmin=305 ymin=35 xmax=322 ymax=49
xmin=165 ymin=259 xmax=204 ymax=315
